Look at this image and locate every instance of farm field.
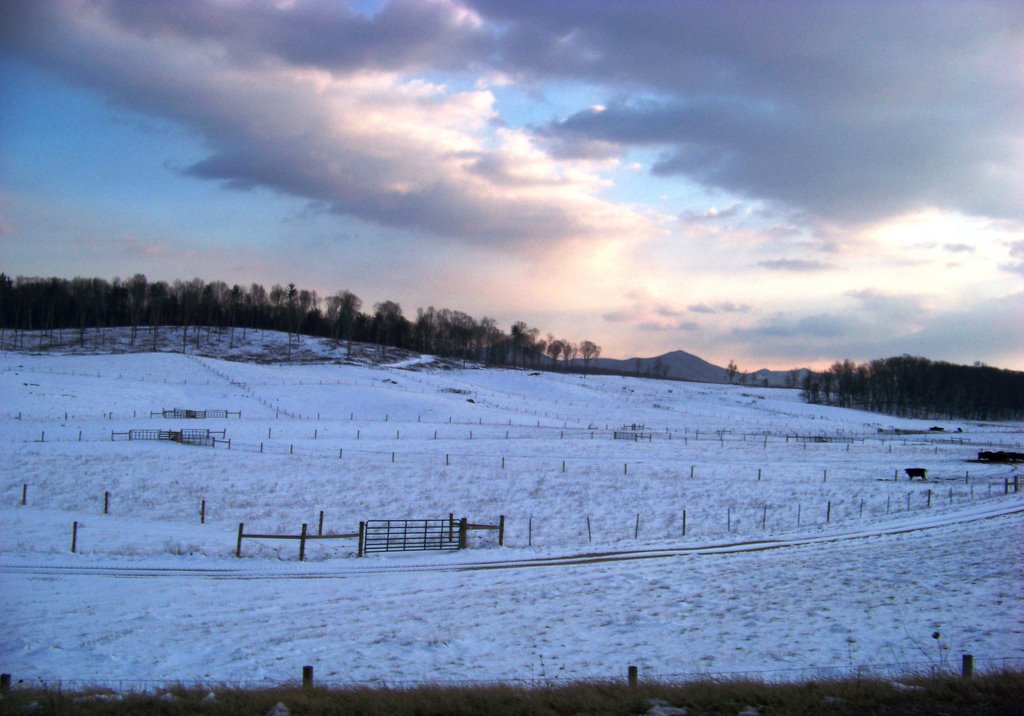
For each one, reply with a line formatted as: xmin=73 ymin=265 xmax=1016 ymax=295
xmin=1 ymin=340 xmax=1022 ymax=688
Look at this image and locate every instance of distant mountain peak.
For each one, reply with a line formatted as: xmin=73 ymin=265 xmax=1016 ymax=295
xmin=586 ymin=349 xmax=806 ymax=386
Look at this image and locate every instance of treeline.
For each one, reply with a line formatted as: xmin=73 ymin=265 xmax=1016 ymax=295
xmin=801 ymin=356 xmax=1024 ymax=420
xmin=0 ymin=273 xmax=602 ymax=370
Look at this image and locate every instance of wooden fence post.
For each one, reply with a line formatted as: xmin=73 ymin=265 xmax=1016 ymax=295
xmin=458 ymin=518 xmax=468 ymax=549
xmin=299 ymin=523 xmax=308 ymax=561
xmin=21 ymin=484 xmax=27 ymax=506
xmin=318 ymin=510 xmax=324 ymax=536
xmin=498 ymin=515 xmax=505 ymax=546
xmin=961 ymin=654 xmax=974 ymax=679
xmin=71 ymin=521 xmax=78 ymax=553
xmin=628 ymin=665 xmax=638 ymax=687
xmin=0 ymin=673 xmax=10 ymax=692
xmin=358 ymin=521 xmax=365 ymax=558
xmin=200 ymin=499 xmax=205 ymax=525
xmin=103 ymin=491 xmax=109 ymax=515
xmin=236 ymin=522 xmax=244 ymax=557
xmin=682 ymin=509 xmax=687 ymax=537
xmin=587 ymin=516 xmax=592 ymax=543
xmin=302 ymin=665 xmax=314 ymax=689
xmin=634 ymin=513 xmax=640 ymax=539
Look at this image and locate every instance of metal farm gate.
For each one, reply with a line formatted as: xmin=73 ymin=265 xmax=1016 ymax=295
xmin=360 ymin=518 xmax=463 ymax=555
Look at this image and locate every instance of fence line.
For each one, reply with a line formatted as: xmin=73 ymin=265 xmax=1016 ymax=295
xmin=4 ymin=655 xmax=1021 ymax=692
xmin=18 ymin=482 xmax=1018 ymax=552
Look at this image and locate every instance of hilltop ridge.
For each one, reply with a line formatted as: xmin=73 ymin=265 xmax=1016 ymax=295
xmin=3 ymin=325 xmax=805 ymax=385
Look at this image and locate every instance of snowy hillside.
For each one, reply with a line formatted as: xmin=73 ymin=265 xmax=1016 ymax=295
xmin=1 ymin=335 xmax=1022 ymax=687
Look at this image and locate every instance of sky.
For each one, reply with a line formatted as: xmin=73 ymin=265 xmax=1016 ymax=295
xmin=1 ymin=1 xmax=1022 ymax=371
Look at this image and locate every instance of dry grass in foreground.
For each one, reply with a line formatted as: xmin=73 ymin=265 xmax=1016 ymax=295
xmin=1 ymin=671 xmax=1022 ymax=716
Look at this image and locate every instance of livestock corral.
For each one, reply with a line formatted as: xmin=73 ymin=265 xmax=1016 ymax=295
xmin=2 ymin=343 xmax=1022 ymax=687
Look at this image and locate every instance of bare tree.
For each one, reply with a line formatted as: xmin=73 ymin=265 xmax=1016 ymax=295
xmin=562 ymin=341 xmax=578 ymax=369
xmin=546 ymin=338 xmax=563 ymax=369
xmin=147 ymin=281 xmax=168 ymax=350
xmin=126 ymin=273 xmax=147 ymax=346
xmin=579 ymin=340 xmax=601 ymax=374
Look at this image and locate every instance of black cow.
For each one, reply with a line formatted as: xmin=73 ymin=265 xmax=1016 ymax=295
xmin=905 ymin=467 xmax=928 ymax=480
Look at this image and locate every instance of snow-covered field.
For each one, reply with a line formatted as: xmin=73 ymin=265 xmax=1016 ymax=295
xmin=1 ymin=339 xmax=1022 ymax=688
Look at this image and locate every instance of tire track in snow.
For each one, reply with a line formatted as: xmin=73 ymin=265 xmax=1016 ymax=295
xmin=3 ymin=498 xmax=1022 ymax=580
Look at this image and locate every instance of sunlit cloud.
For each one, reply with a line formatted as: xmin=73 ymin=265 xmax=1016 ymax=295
xmin=1 ymin=0 xmax=1022 ymax=370
xmin=5 ymin=1 xmax=655 ymax=253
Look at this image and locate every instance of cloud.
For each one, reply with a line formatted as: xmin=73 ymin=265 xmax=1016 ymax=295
xmin=687 ymin=302 xmax=751 ymax=315
xmin=496 ymin=1 xmax=1024 ymax=225
xmin=734 ymin=314 xmax=853 ymax=341
xmin=757 ymin=259 xmax=836 ymax=272
xmin=602 ymin=309 xmax=632 ymax=323
xmin=678 ymin=203 xmax=743 ymax=224
xmin=718 ymin=290 xmax=1024 ymax=369
xmin=635 ymin=318 xmax=699 ymax=333
xmin=653 ymin=304 xmax=685 ymax=317
xmin=101 ymin=0 xmax=492 ymax=73
xmin=942 ymin=243 xmax=974 ymax=254
xmin=601 ymin=291 xmax=697 ymax=333
xmin=1004 ymin=240 xmax=1024 ymax=274
xmin=3 ymin=1 xmax=653 ymax=251
xmin=844 ymin=289 xmax=930 ymax=328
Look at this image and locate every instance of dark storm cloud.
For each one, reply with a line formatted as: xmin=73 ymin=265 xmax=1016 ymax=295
xmin=479 ymin=0 xmax=1024 ymax=224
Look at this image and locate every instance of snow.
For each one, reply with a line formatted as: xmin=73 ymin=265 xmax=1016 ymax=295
xmin=1 ymin=338 xmax=1022 ymax=687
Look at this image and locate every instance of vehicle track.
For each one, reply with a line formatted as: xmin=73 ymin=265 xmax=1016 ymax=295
xmin=4 ymin=498 xmax=1022 ymax=580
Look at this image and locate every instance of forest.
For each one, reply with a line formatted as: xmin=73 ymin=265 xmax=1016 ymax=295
xmin=801 ymin=356 xmax=1024 ymax=421
xmin=0 ymin=273 xmax=602 ymax=371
